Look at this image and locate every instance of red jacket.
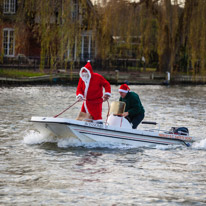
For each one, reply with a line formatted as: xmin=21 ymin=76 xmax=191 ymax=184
xmin=76 ymin=61 xmax=111 ymax=120
xmin=76 ymin=62 xmax=111 ymax=103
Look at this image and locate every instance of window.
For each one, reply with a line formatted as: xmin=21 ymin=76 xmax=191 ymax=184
xmin=81 ymin=35 xmax=93 ymax=61
xmin=72 ymin=0 xmax=78 ymax=20
xmin=67 ymin=38 xmax=77 ymax=61
xmin=4 ymin=0 xmax=16 ymax=14
xmin=82 ymin=36 xmax=89 ymax=60
xmin=3 ymin=29 xmax=15 ymax=57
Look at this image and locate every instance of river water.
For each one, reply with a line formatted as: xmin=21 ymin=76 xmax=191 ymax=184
xmin=0 ymin=85 xmax=206 ymax=205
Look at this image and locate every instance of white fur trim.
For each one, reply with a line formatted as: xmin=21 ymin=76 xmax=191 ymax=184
xmin=79 ymin=67 xmax=91 ymax=100
xmin=87 ymin=60 xmax=90 ymax=62
xmin=76 ymin=94 xmax=84 ymax=99
xmin=84 ymin=101 xmax=89 ymax=113
xmin=104 ymin=92 xmax=111 ymax=96
xmin=79 ymin=67 xmax=91 ymax=79
xmin=119 ymin=89 xmax=128 ymax=93
xmin=94 ymin=119 xmax=103 ymax=122
xmin=79 ymin=66 xmax=92 ymax=114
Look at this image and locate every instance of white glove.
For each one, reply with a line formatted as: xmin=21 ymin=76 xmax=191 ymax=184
xmin=77 ymin=96 xmax=83 ymax=102
xmin=103 ymin=94 xmax=110 ymax=102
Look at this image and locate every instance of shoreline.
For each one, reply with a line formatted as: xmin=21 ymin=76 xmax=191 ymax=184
xmin=0 ymin=71 xmax=206 ymax=86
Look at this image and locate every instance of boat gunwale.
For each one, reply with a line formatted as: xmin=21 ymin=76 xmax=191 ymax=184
xmin=76 ymin=129 xmax=183 ymax=146
xmin=30 ymin=118 xmax=191 ymax=146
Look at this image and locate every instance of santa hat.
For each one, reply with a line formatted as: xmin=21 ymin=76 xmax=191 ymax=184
xmin=80 ymin=60 xmax=93 ymax=78
xmin=82 ymin=60 xmax=92 ymax=72
xmin=119 ymin=84 xmax=130 ymax=93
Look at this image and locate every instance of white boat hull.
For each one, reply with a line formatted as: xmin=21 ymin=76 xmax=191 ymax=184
xmin=30 ymin=117 xmax=194 ymax=147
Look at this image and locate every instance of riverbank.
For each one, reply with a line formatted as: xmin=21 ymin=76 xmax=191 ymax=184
xmin=0 ymin=69 xmax=206 ymax=86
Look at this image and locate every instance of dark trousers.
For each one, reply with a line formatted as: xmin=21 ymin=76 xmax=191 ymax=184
xmin=126 ymin=113 xmax=145 ymax=129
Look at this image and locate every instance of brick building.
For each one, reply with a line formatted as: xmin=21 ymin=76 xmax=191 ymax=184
xmin=0 ymin=0 xmax=97 ymax=63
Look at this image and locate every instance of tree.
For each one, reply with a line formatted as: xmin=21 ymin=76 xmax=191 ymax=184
xmin=183 ymin=0 xmax=206 ymax=76
xmin=4 ymin=0 xmax=96 ymax=70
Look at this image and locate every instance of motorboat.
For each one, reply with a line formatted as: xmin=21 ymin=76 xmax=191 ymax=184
xmin=30 ymin=102 xmax=194 ymax=147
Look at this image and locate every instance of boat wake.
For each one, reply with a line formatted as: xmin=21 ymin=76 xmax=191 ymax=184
xmin=23 ymin=130 xmax=137 ymax=149
xmin=24 ymin=130 xmax=195 ymax=151
xmin=154 ymin=144 xmax=180 ymax=150
xmin=24 ymin=130 xmax=206 ymax=151
xmin=192 ymin=138 xmax=206 ymax=150
xmin=23 ymin=130 xmax=57 ymax=145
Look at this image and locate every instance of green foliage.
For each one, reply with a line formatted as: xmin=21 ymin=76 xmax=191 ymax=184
xmin=128 ymin=66 xmax=156 ymax=72
xmin=185 ymin=0 xmax=206 ymax=76
xmin=13 ymin=0 xmax=96 ymax=70
xmin=96 ymin=0 xmax=206 ymax=75
xmin=0 ymin=69 xmax=45 ymax=78
xmin=2 ymin=0 xmax=206 ymax=75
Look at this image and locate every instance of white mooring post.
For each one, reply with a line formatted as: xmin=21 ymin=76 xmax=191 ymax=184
xmin=166 ymin=71 xmax=170 ymax=83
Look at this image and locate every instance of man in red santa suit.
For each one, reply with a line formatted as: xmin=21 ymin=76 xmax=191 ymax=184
xmin=76 ymin=61 xmax=111 ymax=121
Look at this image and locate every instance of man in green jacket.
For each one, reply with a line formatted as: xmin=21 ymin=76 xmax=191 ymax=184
xmin=119 ymin=84 xmax=145 ymax=129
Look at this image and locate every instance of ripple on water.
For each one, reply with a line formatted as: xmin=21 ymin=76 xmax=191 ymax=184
xmin=0 ymin=85 xmax=206 ymax=206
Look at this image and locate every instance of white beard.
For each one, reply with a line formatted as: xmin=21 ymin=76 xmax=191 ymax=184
xmin=82 ymin=73 xmax=89 ymax=83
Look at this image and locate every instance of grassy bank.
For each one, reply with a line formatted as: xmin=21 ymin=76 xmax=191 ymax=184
xmin=0 ymin=68 xmax=205 ymax=86
xmin=128 ymin=67 xmax=157 ymax=72
xmin=0 ymin=69 xmax=45 ymax=78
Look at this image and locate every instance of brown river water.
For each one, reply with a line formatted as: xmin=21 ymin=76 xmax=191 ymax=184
xmin=0 ymin=85 xmax=206 ymax=205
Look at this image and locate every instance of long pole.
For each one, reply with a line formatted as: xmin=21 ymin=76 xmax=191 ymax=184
xmin=105 ymin=100 xmax=110 ymax=123
xmin=54 ymin=100 xmax=79 ymax=118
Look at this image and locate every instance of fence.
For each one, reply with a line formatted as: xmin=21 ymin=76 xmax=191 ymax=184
xmin=0 ymin=56 xmax=144 ymax=71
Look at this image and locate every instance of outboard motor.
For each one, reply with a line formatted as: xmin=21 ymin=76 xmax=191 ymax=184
xmin=169 ymin=127 xmax=189 ymax=136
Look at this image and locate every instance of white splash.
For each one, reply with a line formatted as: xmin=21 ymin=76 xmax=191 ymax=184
xmin=155 ymin=144 xmax=172 ymax=150
xmin=155 ymin=144 xmax=181 ymax=150
xmin=23 ymin=130 xmax=56 ymax=145
xmin=192 ymin=138 xmax=206 ymax=150
xmin=57 ymin=137 xmax=82 ymax=148
xmin=23 ymin=130 xmax=134 ymax=149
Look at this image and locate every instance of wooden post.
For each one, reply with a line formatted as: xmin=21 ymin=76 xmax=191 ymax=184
xmin=115 ymin=70 xmax=119 ymax=84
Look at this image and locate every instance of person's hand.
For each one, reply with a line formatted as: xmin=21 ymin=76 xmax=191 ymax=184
xmin=77 ymin=96 xmax=83 ymax=102
xmin=103 ymin=94 xmax=110 ymax=102
xmin=122 ymin=112 xmax=129 ymax=117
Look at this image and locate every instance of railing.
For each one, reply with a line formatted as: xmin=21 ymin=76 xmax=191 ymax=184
xmin=0 ymin=56 xmax=144 ymax=71
xmin=1 ymin=57 xmax=205 ymax=84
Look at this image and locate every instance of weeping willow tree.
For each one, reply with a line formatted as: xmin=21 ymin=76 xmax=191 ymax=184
xmin=137 ymin=0 xmax=183 ymax=73
xmin=95 ymin=0 xmax=160 ymax=66
xmin=95 ymin=0 xmax=206 ymax=75
xmin=0 ymin=1 xmax=3 ymax=63
xmin=183 ymin=0 xmax=206 ymax=77
xmin=156 ymin=0 xmax=181 ymax=73
xmin=13 ymin=0 xmax=96 ymax=71
xmin=95 ymin=0 xmax=141 ymax=60
xmin=95 ymin=0 xmax=113 ymax=59
xmin=1 ymin=0 xmax=206 ymax=75
xmin=139 ymin=0 xmax=158 ymax=67
xmin=142 ymin=0 xmax=206 ymax=75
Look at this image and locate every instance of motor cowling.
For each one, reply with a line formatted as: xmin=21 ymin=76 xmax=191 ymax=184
xmin=169 ymin=127 xmax=189 ymax=136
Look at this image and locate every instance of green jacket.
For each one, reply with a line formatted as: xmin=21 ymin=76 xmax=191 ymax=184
xmin=119 ymin=91 xmax=145 ymax=118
